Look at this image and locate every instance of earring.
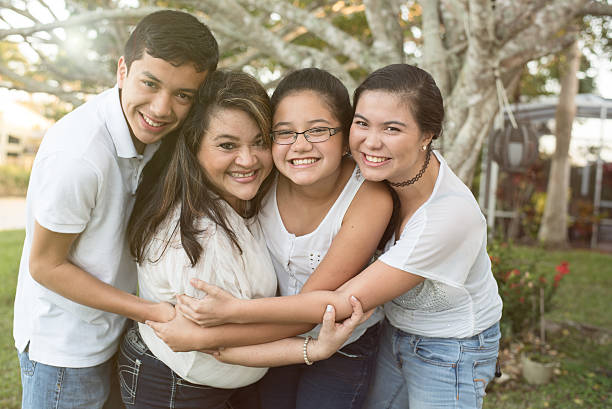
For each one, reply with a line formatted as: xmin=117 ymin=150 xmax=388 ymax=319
xmin=422 ymin=145 xmax=427 ymax=151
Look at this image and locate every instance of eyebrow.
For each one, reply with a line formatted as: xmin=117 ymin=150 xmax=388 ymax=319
xmin=273 ymin=118 xmax=332 ymax=129
xmin=211 ymin=133 xmax=262 ymax=142
xmin=354 ymin=113 xmax=406 ymax=127
xmin=142 ymin=71 xmax=198 ymax=94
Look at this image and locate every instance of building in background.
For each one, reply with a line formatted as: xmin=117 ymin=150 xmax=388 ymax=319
xmin=0 ymin=98 xmax=54 ymax=169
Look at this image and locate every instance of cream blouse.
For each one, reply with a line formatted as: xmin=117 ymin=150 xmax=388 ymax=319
xmin=137 ymin=201 xmax=277 ymax=388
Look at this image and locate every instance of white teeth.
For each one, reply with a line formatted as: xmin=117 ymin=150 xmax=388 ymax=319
xmin=291 ymin=158 xmax=318 ymax=165
xmin=365 ymin=154 xmax=388 ymax=163
xmin=230 ymin=171 xmax=255 ymax=178
xmin=142 ymin=114 xmax=163 ymax=127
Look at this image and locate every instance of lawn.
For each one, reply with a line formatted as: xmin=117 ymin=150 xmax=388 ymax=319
xmin=0 ymin=230 xmax=610 ymax=408
xmin=1 ymin=229 xmax=24 ymax=409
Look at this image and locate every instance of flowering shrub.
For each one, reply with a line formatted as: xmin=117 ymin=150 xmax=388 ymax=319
xmin=488 ymin=241 xmax=570 ymax=340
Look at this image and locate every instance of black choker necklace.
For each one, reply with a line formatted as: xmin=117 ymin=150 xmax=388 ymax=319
xmin=387 ymin=148 xmax=431 ymax=187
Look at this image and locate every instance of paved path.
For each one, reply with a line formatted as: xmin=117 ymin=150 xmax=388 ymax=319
xmin=0 ymin=197 xmax=26 ymax=231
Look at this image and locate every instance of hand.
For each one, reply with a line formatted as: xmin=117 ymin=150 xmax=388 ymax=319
xmin=146 ymin=301 xmax=176 ymax=323
xmin=309 ymin=295 xmax=373 ymax=361
xmin=175 ymin=278 xmax=240 ymax=327
xmin=146 ymin=312 xmax=210 ymax=352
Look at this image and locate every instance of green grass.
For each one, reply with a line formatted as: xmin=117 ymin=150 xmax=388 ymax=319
xmin=0 ymin=232 xmax=610 ymax=408
xmin=485 ymin=245 xmax=612 ymax=408
xmin=0 ymin=229 xmax=24 ymax=409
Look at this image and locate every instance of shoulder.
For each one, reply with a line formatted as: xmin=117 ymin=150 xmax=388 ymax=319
xmin=40 ymin=89 xmax=116 ymax=158
xmin=345 ymin=179 xmax=393 ymax=223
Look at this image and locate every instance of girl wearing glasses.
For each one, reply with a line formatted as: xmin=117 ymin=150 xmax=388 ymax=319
xmin=152 ymin=64 xmax=503 ymax=409
xmin=149 ymin=68 xmax=393 ymax=409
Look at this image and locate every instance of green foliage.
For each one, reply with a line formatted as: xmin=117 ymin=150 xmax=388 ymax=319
xmin=0 ymin=165 xmax=30 ymax=197
xmin=488 ymin=241 xmax=570 ymax=341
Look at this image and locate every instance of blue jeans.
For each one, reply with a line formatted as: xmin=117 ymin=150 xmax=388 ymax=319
xmin=363 ymin=320 xmax=501 ymax=409
xmin=258 ymin=321 xmax=381 ymax=409
xmin=118 ymin=324 xmax=248 ymax=409
xmin=18 ymin=347 xmax=123 ymax=409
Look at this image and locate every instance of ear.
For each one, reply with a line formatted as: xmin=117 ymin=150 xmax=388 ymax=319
xmin=422 ymin=132 xmax=434 ymax=148
xmin=117 ymin=56 xmax=127 ymax=89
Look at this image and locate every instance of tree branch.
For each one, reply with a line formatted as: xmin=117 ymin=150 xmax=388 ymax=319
xmin=578 ymin=0 xmax=612 ymax=16
xmin=362 ymin=0 xmax=404 ymax=64
xmin=0 ymin=64 xmax=84 ymax=106
xmin=422 ymin=0 xmax=450 ymax=97
xmin=235 ymin=0 xmax=378 ymax=71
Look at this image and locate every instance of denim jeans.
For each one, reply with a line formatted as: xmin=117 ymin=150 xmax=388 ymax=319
xmin=18 ymin=347 xmax=122 ymax=409
xmin=258 ymin=321 xmax=381 ymax=409
xmin=363 ymin=319 xmax=501 ymax=409
xmin=118 ymin=324 xmax=248 ymax=409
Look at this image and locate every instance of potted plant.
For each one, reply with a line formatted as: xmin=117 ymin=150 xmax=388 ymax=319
xmin=519 ymin=262 xmax=569 ymax=385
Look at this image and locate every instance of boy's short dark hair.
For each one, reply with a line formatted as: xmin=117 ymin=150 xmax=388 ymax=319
xmin=124 ymin=10 xmax=218 ymax=73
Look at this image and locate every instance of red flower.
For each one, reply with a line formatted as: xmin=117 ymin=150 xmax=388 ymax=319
xmin=556 ymin=261 xmax=570 ymax=275
xmin=519 ymin=297 xmax=525 ymax=303
xmin=512 ymin=269 xmax=521 ymax=277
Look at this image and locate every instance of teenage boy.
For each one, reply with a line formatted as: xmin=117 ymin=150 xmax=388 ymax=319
xmin=13 ymin=10 xmax=218 ymax=409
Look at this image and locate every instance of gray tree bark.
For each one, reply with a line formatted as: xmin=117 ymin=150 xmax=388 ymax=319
xmin=537 ymin=38 xmax=580 ymax=246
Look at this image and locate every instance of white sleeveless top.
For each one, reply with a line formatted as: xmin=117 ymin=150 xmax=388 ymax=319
xmin=259 ymin=165 xmax=384 ymax=346
xmin=137 ymin=201 xmax=277 ymax=388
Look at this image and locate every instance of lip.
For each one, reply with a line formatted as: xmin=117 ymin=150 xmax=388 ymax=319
xmin=361 ymin=152 xmax=390 ymax=167
xmin=138 ymin=112 xmax=171 ymax=132
xmin=287 ymin=157 xmax=320 ymax=168
xmin=228 ymin=169 xmax=259 ymax=183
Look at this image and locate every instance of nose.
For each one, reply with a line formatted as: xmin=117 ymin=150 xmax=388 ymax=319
xmin=235 ymin=146 xmax=258 ymax=168
xmin=291 ymin=133 xmax=313 ymax=152
xmin=363 ymin=130 xmax=383 ymax=150
xmin=150 ymin=91 xmax=172 ymax=118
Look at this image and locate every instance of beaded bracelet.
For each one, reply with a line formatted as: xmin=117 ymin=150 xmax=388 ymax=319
xmin=302 ymin=336 xmax=313 ymax=365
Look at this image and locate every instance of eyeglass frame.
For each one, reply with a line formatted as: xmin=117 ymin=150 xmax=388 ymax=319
xmin=270 ymin=126 xmax=342 ymax=145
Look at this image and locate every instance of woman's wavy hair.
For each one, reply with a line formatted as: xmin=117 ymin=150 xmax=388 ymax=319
xmin=128 ymin=70 xmax=273 ymax=267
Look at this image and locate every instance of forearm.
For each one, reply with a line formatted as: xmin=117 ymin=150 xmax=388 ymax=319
xmin=212 ymin=337 xmax=325 ymax=367
xmin=31 ymin=261 xmax=158 ymax=323
xmin=229 ymin=290 xmax=355 ymax=324
xmin=193 ymin=322 xmax=315 ymax=349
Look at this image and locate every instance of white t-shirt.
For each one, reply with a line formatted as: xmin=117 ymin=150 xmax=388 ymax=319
xmin=137 ymin=202 xmax=277 ymax=388
xmin=13 ymin=86 xmax=160 ymax=367
xmin=379 ymin=151 xmax=502 ymax=338
xmin=259 ymin=165 xmax=384 ymax=346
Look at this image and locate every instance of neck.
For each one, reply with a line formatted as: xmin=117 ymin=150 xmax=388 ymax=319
xmin=392 ymin=153 xmax=440 ymax=213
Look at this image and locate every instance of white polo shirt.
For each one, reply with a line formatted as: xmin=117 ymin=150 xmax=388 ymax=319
xmin=13 ymin=86 xmax=160 ymax=368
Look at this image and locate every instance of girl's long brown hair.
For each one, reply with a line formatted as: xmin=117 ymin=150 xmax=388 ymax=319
xmin=127 ymin=70 xmax=273 ymax=267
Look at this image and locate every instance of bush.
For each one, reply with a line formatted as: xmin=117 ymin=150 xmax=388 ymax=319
xmin=0 ymin=165 xmax=30 ymax=196
xmin=488 ymin=241 xmax=570 ymax=341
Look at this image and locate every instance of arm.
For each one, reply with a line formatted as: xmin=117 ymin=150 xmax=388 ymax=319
xmin=188 ymin=259 xmax=424 ymax=326
xmin=177 ymin=178 xmax=394 ymax=324
xmin=29 ymin=222 xmax=175 ymax=323
xmin=151 ymin=297 xmax=370 ymax=366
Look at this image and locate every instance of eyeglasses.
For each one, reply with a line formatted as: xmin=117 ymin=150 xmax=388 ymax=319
xmin=270 ymin=127 xmax=341 ymax=145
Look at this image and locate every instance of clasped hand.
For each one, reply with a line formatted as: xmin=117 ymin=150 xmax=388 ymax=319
xmin=175 ymin=278 xmax=238 ymax=327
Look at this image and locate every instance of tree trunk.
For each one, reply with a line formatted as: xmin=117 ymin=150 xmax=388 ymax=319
xmin=537 ymin=38 xmax=580 ymax=246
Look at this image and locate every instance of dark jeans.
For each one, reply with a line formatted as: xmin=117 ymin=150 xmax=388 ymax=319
xmin=118 ymin=325 xmax=257 ymax=409
xmin=258 ymin=322 xmax=382 ymax=409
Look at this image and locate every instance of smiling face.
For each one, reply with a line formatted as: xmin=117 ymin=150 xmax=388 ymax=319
xmin=350 ymin=90 xmax=432 ymax=184
xmin=197 ymin=108 xmax=273 ymax=210
xmin=117 ymin=52 xmax=208 ymax=153
xmin=272 ymin=91 xmax=345 ymax=187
